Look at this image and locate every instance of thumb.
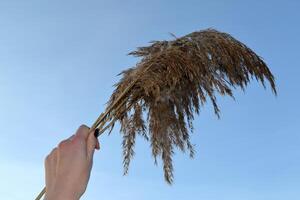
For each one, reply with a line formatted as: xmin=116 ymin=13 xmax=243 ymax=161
xmin=87 ymin=129 xmax=100 ymax=160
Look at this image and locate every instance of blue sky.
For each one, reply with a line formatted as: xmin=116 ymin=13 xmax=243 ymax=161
xmin=0 ymin=0 xmax=299 ymax=199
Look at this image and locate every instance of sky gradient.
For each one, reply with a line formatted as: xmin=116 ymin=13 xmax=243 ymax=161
xmin=0 ymin=0 xmax=299 ymax=199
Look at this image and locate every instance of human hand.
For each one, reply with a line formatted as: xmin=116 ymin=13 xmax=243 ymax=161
xmin=44 ymin=125 xmax=100 ymax=200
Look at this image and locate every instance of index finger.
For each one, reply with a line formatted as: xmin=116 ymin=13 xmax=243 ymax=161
xmin=75 ymin=124 xmax=91 ymax=140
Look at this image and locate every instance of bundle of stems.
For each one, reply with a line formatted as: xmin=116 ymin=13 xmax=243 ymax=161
xmin=36 ymin=29 xmax=276 ymax=199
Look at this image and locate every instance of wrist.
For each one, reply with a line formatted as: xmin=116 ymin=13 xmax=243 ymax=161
xmin=45 ymin=188 xmax=81 ymax=200
xmin=45 ymin=194 xmax=79 ymax=200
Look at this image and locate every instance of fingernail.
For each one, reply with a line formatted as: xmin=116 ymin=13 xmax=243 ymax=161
xmin=96 ymin=144 xmax=100 ymax=150
xmin=94 ymin=128 xmax=100 ymax=138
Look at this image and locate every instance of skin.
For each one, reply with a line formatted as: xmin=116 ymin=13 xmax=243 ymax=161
xmin=44 ymin=125 xmax=100 ymax=200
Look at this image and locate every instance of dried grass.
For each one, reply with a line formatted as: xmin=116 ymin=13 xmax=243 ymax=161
xmin=36 ymin=28 xmax=277 ymax=200
xmin=103 ymin=29 xmax=277 ymax=183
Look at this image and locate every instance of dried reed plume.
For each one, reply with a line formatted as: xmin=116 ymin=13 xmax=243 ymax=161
xmin=35 ymin=28 xmax=277 ymax=199
xmin=105 ymin=29 xmax=277 ymax=184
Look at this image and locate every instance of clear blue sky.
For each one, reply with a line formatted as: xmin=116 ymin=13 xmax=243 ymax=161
xmin=0 ymin=0 xmax=299 ymax=199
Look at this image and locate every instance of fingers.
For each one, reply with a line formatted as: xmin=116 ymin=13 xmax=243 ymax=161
xmin=75 ymin=124 xmax=90 ymax=140
xmin=87 ymin=129 xmax=100 ymax=160
xmin=68 ymin=134 xmax=75 ymax=141
xmin=56 ymin=134 xmax=75 ymax=150
xmin=45 ymin=147 xmax=58 ymax=191
xmin=44 ymin=124 xmax=100 ymax=199
xmin=96 ymin=138 xmax=100 ymax=150
xmin=51 ymin=125 xmax=100 ymax=163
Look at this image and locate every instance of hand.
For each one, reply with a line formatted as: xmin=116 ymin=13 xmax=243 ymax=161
xmin=44 ymin=125 xmax=100 ymax=200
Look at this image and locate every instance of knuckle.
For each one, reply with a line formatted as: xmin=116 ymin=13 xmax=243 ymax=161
xmin=50 ymin=147 xmax=57 ymax=156
xmin=78 ymin=124 xmax=90 ymax=132
xmin=44 ymin=147 xmax=57 ymax=164
xmin=74 ymin=133 xmax=84 ymax=140
xmin=72 ymin=135 xmax=84 ymax=146
xmin=58 ymin=140 xmax=68 ymax=149
xmin=44 ymin=154 xmax=51 ymax=164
